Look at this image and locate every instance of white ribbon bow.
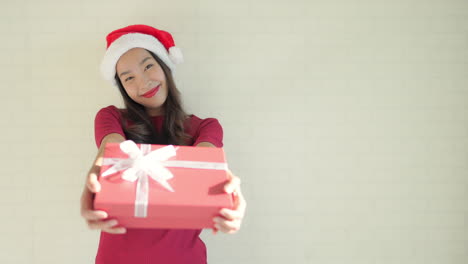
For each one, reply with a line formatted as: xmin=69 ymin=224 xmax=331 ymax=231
xmin=101 ymin=140 xmax=228 ymax=218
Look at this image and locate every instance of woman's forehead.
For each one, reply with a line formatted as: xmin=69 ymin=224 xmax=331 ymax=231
xmin=116 ymin=48 xmax=153 ymax=70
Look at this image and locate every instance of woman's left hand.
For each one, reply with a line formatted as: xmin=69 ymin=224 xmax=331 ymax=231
xmin=212 ymin=169 xmax=246 ymax=234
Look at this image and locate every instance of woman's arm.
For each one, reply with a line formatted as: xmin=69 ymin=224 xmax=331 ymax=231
xmin=80 ymin=133 xmax=127 ymax=234
xmin=195 ymin=142 xmax=216 ymax=147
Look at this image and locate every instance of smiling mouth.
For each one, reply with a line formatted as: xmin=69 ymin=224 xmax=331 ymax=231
xmin=141 ymin=85 xmax=160 ymax=98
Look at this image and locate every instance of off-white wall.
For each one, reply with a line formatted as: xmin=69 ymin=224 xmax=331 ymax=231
xmin=1 ymin=0 xmax=467 ymax=263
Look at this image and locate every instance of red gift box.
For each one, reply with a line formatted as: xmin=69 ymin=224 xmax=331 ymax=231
xmin=94 ymin=141 xmax=234 ymax=229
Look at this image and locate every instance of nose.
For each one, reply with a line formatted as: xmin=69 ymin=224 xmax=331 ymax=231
xmin=138 ymin=76 xmax=152 ymax=92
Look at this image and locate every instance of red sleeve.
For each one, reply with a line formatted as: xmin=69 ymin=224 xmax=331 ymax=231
xmin=190 ymin=116 xmax=224 ymax=147
xmin=94 ymin=105 xmax=126 ymax=148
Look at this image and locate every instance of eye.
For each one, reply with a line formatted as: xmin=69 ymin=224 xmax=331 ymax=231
xmin=145 ymin=64 xmax=154 ymax=71
xmin=124 ymin=76 xmax=134 ymax=82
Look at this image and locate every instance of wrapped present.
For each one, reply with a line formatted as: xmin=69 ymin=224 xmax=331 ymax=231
xmin=94 ymin=140 xmax=234 ymax=229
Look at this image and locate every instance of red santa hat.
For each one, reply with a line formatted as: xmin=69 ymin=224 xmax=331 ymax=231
xmin=100 ymin=24 xmax=183 ymax=85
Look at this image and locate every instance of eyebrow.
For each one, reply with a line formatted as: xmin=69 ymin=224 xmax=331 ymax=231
xmin=119 ymin=57 xmax=153 ymax=77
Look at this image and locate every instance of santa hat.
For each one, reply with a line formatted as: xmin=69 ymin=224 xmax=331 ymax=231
xmin=100 ymin=24 xmax=183 ymax=85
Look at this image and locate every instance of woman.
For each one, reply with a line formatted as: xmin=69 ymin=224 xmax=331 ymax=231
xmin=80 ymin=24 xmax=246 ymax=264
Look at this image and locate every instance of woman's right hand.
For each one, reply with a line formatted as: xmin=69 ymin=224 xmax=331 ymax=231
xmin=80 ymin=134 xmax=127 ymax=234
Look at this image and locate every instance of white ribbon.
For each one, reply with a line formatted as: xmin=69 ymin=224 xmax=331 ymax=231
xmin=101 ymin=140 xmax=228 ymax=218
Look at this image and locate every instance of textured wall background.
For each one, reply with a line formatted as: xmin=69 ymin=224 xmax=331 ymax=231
xmin=1 ymin=0 xmax=467 ymax=263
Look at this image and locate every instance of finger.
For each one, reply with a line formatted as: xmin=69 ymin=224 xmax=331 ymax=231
xmin=213 ymin=218 xmax=240 ymax=234
xmin=213 ymin=217 xmax=240 ymax=228
xmin=224 ymin=176 xmax=241 ymax=194
xmin=228 ymin=187 xmax=246 ymax=216
xmin=234 ymin=189 xmax=246 ymax=211
xmin=87 ymin=219 xmax=120 ymax=230
xmin=95 ymin=156 xmax=104 ymax=166
xmin=219 ymin=208 xmax=244 ymax=221
xmin=102 ymin=227 xmax=127 ymax=234
xmin=80 ymin=189 xmax=108 ymax=220
xmin=86 ymin=217 xmax=127 ymax=234
xmin=87 ymin=170 xmax=101 ymax=193
xmin=82 ymin=209 xmax=108 ymax=221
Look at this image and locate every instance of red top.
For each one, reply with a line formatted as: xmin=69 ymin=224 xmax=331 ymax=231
xmin=93 ymin=105 xmax=223 ymax=264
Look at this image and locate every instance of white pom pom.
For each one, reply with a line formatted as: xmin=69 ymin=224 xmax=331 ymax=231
xmin=169 ymin=47 xmax=184 ymax=64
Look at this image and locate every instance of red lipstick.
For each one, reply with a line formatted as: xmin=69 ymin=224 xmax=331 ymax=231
xmin=142 ymin=85 xmax=160 ymax=98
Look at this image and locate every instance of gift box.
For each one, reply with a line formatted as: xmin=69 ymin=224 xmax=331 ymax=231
xmin=94 ymin=140 xmax=234 ymax=229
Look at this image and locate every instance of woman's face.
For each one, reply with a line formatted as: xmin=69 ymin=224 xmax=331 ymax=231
xmin=116 ymin=48 xmax=168 ymax=116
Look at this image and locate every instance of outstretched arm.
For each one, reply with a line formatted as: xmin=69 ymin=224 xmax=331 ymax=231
xmin=80 ymin=133 xmax=127 ymax=234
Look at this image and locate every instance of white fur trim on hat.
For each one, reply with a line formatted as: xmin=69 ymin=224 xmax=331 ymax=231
xmin=169 ymin=47 xmax=184 ymax=64
xmin=100 ymin=33 xmax=180 ymax=86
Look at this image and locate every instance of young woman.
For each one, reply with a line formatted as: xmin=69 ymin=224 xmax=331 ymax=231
xmin=80 ymin=24 xmax=246 ymax=264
